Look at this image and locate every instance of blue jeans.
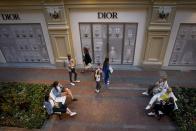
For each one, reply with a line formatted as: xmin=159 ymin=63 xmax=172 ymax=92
xmin=104 ymin=73 xmax=109 ymax=85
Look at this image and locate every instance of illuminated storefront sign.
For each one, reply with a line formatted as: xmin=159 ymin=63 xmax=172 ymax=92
xmin=98 ymin=12 xmax=118 ymax=19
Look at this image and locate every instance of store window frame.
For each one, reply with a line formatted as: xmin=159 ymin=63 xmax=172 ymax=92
xmin=79 ymin=22 xmax=138 ymax=65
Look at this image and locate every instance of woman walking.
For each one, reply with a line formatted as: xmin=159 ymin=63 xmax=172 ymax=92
xmin=82 ymin=47 xmax=92 ymax=73
xmin=102 ymin=57 xmax=110 ymax=87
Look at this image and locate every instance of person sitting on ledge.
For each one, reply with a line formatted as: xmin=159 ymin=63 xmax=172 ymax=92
xmin=142 ymin=76 xmax=169 ymax=96
xmin=147 ymin=97 xmax=175 ymax=120
xmin=43 ymin=95 xmax=77 ymax=117
xmin=145 ymin=87 xmax=178 ymax=110
xmin=49 ymin=81 xmax=78 ymax=105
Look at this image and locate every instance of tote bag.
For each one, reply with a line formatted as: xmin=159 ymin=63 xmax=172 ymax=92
xmin=109 ymin=65 xmax=113 ymax=74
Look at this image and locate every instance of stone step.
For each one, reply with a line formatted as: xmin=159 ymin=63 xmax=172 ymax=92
xmin=44 ymin=94 xmax=176 ymax=131
xmin=46 ymin=120 xmax=176 ymax=131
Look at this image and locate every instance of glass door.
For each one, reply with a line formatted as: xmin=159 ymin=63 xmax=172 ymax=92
xmin=79 ymin=23 xmax=137 ymax=65
xmin=108 ymin=24 xmax=124 ymax=64
xmin=92 ymin=24 xmax=107 ymax=64
xmin=123 ymin=24 xmax=137 ymax=64
xmin=79 ymin=23 xmax=93 ymax=62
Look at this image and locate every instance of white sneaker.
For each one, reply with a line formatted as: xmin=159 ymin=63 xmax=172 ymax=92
xmin=70 ymin=112 xmax=77 ymax=116
xmin=145 ymin=104 xmax=151 ymax=110
xmin=74 ymin=80 xmax=80 ymax=83
xmin=142 ymin=92 xmax=149 ymax=96
xmin=70 ymin=82 xmax=75 ymax=86
xmin=148 ymin=112 xmax=155 ymax=116
xmin=95 ymin=89 xmax=99 ymax=93
xmin=158 ymin=111 xmax=164 ymax=115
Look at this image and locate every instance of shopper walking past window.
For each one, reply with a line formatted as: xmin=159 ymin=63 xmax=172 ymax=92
xmin=82 ymin=47 xmax=92 ymax=73
xmin=102 ymin=57 xmax=110 ymax=87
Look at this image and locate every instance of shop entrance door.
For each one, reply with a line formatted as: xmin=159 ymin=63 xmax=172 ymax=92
xmin=79 ymin=23 xmax=137 ymax=65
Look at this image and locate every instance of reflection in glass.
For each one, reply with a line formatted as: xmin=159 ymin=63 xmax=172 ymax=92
xmin=79 ymin=23 xmax=137 ymax=65
xmin=79 ymin=24 xmax=93 ymax=61
xmin=109 ymin=24 xmax=123 ymax=64
xmin=123 ymin=24 xmax=137 ymax=64
xmin=169 ymin=24 xmax=196 ymax=66
xmin=93 ymin=24 xmax=107 ymax=64
xmin=0 ymin=24 xmax=49 ymax=63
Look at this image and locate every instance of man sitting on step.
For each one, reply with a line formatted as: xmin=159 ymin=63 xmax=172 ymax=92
xmin=147 ymin=97 xmax=175 ymax=120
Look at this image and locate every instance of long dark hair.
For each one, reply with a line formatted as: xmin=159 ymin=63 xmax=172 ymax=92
xmin=45 ymin=95 xmax=49 ymax=102
xmin=103 ymin=57 xmax=109 ymax=68
xmin=52 ymin=81 xmax=59 ymax=91
xmin=83 ymin=47 xmax=89 ymax=55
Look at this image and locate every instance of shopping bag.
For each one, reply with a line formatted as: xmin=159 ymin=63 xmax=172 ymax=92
xmin=109 ymin=66 xmax=113 ymax=74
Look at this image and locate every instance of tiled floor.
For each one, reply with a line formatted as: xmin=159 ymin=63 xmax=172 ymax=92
xmin=0 ymin=67 xmax=196 ymax=131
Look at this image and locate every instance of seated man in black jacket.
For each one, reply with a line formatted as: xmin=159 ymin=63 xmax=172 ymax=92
xmin=147 ymin=97 xmax=175 ymax=120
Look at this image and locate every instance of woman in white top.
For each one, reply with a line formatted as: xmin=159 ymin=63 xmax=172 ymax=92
xmin=44 ymin=95 xmax=77 ymax=116
xmin=49 ymin=81 xmax=77 ymax=104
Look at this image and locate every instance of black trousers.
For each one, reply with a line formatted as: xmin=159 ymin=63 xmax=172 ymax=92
xmin=96 ymin=81 xmax=101 ymax=90
xmin=154 ymin=103 xmax=174 ymax=116
xmin=69 ymin=68 xmax=77 ymax=82
xmin=53 ymin=104 xmax=67 ymax=113
xmin=154 ymin=103 xmax=163 ymax=116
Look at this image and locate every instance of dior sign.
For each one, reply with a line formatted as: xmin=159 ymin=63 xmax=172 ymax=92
xmin=0 ymin=13 xmax=20 ymax=20
xmin=98 ymin=12 xmax=118 ymax=19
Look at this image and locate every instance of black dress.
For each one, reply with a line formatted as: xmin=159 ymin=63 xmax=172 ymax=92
xmin=83 ymin=53 xmax=92 ymax=65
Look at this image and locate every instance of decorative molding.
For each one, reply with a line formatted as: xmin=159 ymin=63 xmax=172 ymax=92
xmin=143 ymin=31 xmax=169 ymax=65
xmin=48 ymin=25 xmax=69 ymax=31
xmin=143 ymin=61 xmax=162 ymax=65
xmin=162 ymin=65 xmax=196 ymax=71
xmin=148 ymin=25 xmax=171 ymax=31
xmin=44 ymin=6 xmax=65 ymax=24
xmin=150 ymin=6 xmax=175 ymax=24
xmin=63 ymin=0 xmax=151 ymax=5
xmin=50 ymin=34 xmax=68 ymax=63
xmin=0 ymin=6 xmax=43 ymax=10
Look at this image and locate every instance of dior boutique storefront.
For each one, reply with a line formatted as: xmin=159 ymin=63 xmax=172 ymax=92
xmin=0 ymin=0 xmax=196 ymax=70
xmin=69 ymin=8 xmax=146 ymax=67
